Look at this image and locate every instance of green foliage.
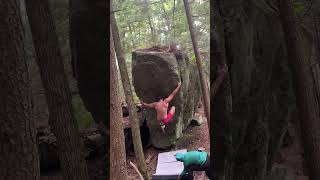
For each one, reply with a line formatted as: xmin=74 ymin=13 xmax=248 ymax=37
xmin=294 ymin=1 xmax=305 ymax=15
xmin=133 ymin=92 xmax=140 ymax=104
xmin=191 ymin=53 xmax=196 ymax=61
xmin=72 ymin=97 xmax=95 ymax=129
xmin=113 ymin=0 xmax=210 ymax=102
xmin=114 ymin=0 xmax=209 ymax=57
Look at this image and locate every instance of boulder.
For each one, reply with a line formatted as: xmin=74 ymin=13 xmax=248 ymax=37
xmin=132 ymin=50 xmax=200 ymax=149
xmin=191 ymin=113 xmax=206 ymax=126
xmin=182 ymin=63 xmax=201 ymax=128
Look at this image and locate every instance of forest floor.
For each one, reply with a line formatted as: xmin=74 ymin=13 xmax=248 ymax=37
xmin=269 ymin=116 xmax=309 ymax=180
xmin=126 ymin=107 xmax=309 ymax=180
xmin=39 ymin=107 xmax=308 ymax=180
xmin=126 ymin=107 xmax=210 ymax=180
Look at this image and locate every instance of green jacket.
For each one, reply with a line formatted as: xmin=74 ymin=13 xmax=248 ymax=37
xmin=175 ymin=151 xmax=207 ymax=176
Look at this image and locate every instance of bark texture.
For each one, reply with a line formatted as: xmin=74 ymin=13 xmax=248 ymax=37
xmin=25 ymin=0 xmax=89 ymax=179
xmin=0 ymin=1 xmax=40 ymax=179
xmin=210 ymin=1 xmax=293 ymax=179
xmin=279 ymin=0 xmax=320 ymax=179
xmin=211 ymin=1 xmax=233 ymax=180
xmin=110 ymin=29 xmax=128 ymax=180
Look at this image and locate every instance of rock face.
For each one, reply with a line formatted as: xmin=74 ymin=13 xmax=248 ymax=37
xmin=132 ymin=50 xmax=200 ymax=149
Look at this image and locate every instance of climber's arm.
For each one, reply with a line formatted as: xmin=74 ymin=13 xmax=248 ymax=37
xmin=141 ymin=100 xmax=156 ymax=108
xmin=175 ymin=153 xmax=186 ymax=179
xmin=165 ymin=82 xmax=181 ymax=103
xmin=211 ymin=65 xmax=228 ymax=100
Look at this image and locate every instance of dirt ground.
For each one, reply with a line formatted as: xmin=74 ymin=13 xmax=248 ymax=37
xmin=126 ymin=108 xmax=309 ymax=180
xmin=271 ymin=116 xmax=309 ymax=180
xmin=40 ymin=108 xmax=308 ymax=180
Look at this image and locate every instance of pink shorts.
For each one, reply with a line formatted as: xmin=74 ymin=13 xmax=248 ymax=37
xmin=163 ymin=113 xmax=174 ymax=124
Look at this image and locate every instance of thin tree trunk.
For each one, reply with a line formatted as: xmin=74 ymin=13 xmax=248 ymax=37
xmin=160 ymin=0 xmax=171 ymax=34
xmin=279 ymin=0 xmax=320 ymax=179
xmin=183 ymin=0 xmax=210 ymax=125
xmin=128 ymin=24 xmax=136 ymax=49
xmin=0 ymin=1 xmax=40 ymax=179
xmin=111 ymin=1 xmax=150 ymax=180
xmin=25 ymin=0 xmax=89 ymax=179
xmin=132 ymin=23 xmax=139 ymax=47
xmin=110 ymin=28 xmax=128 ymax=180
xmin=142 ymin=0 xmax=157 ymax=44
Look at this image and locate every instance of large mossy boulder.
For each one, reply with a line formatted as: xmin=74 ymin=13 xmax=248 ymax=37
xmin=132 ymin=50 xmax=200 ymax=149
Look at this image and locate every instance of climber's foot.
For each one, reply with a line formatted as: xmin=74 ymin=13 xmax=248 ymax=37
xmin=160 ymin=124 xmax=165 ymax=133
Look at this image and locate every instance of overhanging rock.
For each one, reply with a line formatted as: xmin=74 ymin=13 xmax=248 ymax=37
xmin=132 ymin=50 xmax=200 ymax=149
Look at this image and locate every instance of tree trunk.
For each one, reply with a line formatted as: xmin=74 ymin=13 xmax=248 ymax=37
xmin=128 ymin=24 xmax=136 ymax=49
xmin=279 ymin=0 xmax=320 ymax=179
xmin=210 ymin=1 xmax=233 ymax=180
xmin=183 ymin=0 xmax=210 ymax=125
xmin=110 ymin=28 xmax=128 ymax=180
xmin=111 ymin=1 xmax=150 ymax=179
xmin=0 ymin=1 xmax=40 ymax=179
xmin=142 ymin=0 xmax=157 ymax=44
xmin=310 ymin=2 xmax=320 ymax=106
xmin=25 ymin=0 xmax=89 ymax=179
xmin=69 ymin=0 xmax=109 ymax=136
xmin=69 ymin=1 xmax=109 ymax=177
xmin=160 ymin=0 xmax=171 ymax=36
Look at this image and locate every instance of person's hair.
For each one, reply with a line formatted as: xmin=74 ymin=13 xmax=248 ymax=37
xmin=156 ymin=96 xmax=163 ymax=101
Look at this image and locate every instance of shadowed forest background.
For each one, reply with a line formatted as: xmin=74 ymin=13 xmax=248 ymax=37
xmin=1 ymin=0 xmax=320 ymax=180
xmin=211 ymin=1 xmax=320 ymax=180
xmin=2 ymin=0 xmax=108 ymax=179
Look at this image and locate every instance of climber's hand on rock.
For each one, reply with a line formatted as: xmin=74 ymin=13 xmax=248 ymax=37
xmin=140 ymin=101 xmax=146 ymax=107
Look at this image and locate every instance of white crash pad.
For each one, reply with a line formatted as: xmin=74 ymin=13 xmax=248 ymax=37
xmin=152 ymin=149 xmax=187 ymax=179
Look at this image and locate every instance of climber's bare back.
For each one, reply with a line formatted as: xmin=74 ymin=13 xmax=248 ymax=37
xmin=140 ymin=82 xmax=181 ymax=125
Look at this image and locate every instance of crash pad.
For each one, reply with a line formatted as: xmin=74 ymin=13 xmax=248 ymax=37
xmin=152 ymin=149 xmax=187 ymax=180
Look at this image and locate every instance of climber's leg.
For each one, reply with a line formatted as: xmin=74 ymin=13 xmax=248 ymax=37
xmin=169 ymin=106 xmax=176 ymax=115
xmin=163 ymin=106 xmax=175 ymax=124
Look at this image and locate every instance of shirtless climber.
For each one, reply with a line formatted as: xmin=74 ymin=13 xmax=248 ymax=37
xmin=140 ymin=82 xmax=182 ymax=132
xmin=140 ymin=64 xmax=227 ymax=133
